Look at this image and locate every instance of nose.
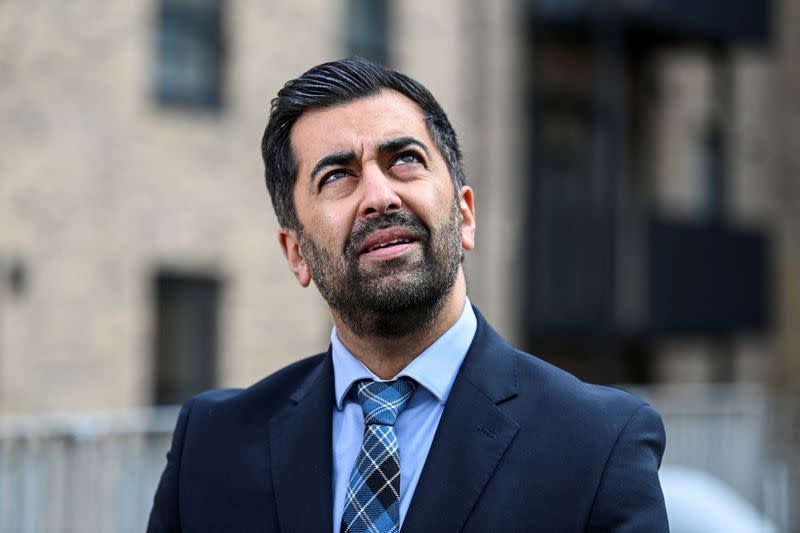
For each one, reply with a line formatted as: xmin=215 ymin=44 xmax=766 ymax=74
xmin=357 ymin=162 xmax=402 ymax=218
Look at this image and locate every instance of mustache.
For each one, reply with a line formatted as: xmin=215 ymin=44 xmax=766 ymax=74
xmin=344 ymin=212 xmax=430 ymax=256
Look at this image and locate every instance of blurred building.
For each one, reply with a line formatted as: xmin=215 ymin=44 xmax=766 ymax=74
xmin=0 ymin=0 xmax=798 ymax=414
xmin=3 ymin=1 xmax=800 ymax=530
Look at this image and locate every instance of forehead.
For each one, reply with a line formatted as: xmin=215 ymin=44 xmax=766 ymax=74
xmin=289 ymin=90 xmax=433 ymax=171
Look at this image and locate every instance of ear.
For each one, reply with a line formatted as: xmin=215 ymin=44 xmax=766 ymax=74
xmin=458 ymin=185 xmax=476 ymax=251
xmin=278 ymin=228 xmax=312 ymax=287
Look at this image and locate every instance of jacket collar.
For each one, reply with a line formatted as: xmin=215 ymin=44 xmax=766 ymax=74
xmin=270 ymin=351 xmax=335 ymax=533
xmin=401 ymin=307 xmax=520 ymax=532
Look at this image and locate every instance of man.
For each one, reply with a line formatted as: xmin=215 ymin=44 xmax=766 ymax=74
xmin=148 ymin=58 xmax=668 ymax=532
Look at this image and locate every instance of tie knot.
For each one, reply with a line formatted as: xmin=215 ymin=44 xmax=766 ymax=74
xmin=355 ymin=378 xmax=415 ymax=426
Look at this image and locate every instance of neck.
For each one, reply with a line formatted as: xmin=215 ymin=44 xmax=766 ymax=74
xmin=332 ymin=271 xmax=467 ymax=380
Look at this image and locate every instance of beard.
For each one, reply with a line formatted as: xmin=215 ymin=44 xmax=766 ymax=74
xmin=298 ymin=201 xmax=463 ymax=338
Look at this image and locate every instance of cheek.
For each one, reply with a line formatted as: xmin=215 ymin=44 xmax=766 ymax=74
xmin=403 ymin=181 xmax=449 ymax=213
xmin=426 ymin=189 xmax=457 ymax=224
xmin=309 ymin=211 xmax=353 ymax=250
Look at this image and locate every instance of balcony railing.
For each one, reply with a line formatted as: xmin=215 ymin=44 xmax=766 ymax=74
xmin=0 ymin=407 xmax=179 ymax=533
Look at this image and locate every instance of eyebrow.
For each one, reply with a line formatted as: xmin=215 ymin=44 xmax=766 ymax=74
xmin=309 ymin=150 xmax=357 ymax=182
xmin=308 ymin=136 xmax=432 ymax=182
xmin=377 ymin=136 xmax=431 ymax=159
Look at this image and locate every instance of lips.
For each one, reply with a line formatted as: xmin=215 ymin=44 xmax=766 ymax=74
xmin=366 ymin=238 xmax=412 ymax=252
xmin=357 ymin=228 xmax=419 ymax=256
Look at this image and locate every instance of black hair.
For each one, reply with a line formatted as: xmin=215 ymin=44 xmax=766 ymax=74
xmin=260 ymin=57 xmax=465 ymax=230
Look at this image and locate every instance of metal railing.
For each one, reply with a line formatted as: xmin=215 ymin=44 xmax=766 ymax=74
xmin=631 ymin=383 xmax=798 ymax=532
xmin=0 ymin=407 xmax=179 ymax=533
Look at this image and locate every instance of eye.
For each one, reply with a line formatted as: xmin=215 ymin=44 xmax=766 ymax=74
xmin=320 ymin=168 xmax=349 ymax=187
xmin=392 ymin=151 xmax=423 ymax=167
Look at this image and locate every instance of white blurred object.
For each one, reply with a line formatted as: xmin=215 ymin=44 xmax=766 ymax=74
xmin=660 ymin=465 xmax=778 ymax=533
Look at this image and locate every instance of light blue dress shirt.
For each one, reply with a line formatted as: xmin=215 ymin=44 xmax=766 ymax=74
xmin=331 ymin=299 xmax=477 ymax=532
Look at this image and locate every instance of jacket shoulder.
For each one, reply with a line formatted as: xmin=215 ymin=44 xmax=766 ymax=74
xmin=512 ymin=348 xmax=658 ymax=429
xmin=514 ymin=350 xmax=664 ymax=449
xmin=185 ymin=351 xmax=329 ymax=423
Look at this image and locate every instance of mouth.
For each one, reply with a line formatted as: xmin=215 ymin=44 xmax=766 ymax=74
xmin=357 ymin=228 xmax=420 ymax=259
xmin=365 ymin=237 xmax=413 ymax=253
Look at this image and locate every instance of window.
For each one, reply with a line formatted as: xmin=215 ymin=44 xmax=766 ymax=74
xmin=152 ymin=272 xmax=221 ymax=405
xmin=524 ymin=41 xmax=614 ymax=335
xmin=155 ymin=0 xmax=225 ymax=109
xmin=348 ymin=0 xmax=389 ymax=65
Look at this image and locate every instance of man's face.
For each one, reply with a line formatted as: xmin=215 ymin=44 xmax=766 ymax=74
xmin=281 ymin=90 xmax=475 ymax=337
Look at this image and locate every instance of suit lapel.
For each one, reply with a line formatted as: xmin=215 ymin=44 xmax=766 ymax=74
xmin=402 ymin=311 xmax=520 ymax=532
xmin=270 ymin=353 xmax=335 ymax=533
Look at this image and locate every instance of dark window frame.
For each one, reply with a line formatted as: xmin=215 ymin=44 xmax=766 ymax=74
xmin=152 ymin=271 xmax=221 ymax=405
xmin=347 ymin=0 xmax=389 ymax=65
xmin=155 ymin=0 xmax=226 ymax=110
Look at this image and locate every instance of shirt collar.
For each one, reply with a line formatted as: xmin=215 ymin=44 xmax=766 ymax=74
xmin=331 ymin=298 xmax=477 ymax=409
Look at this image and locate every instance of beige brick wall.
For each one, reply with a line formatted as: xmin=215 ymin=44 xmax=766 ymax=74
xmin=0 ymin=0 xmax=346 ymax=412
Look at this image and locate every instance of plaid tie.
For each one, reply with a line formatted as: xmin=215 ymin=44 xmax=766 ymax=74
xmin=341 ymin=378 xmax=416 ymax=533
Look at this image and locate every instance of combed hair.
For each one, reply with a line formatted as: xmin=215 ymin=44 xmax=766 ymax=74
xmin=260 ymin=57 xmax=465 ymax=230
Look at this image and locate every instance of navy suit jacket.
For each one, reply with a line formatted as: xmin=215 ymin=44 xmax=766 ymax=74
xmin=148 ymin=309 xmax=668 ymax=532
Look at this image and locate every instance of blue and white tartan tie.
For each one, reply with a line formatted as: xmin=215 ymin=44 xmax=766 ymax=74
xmin=341 ymin=378 xmax=416 ymax=533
